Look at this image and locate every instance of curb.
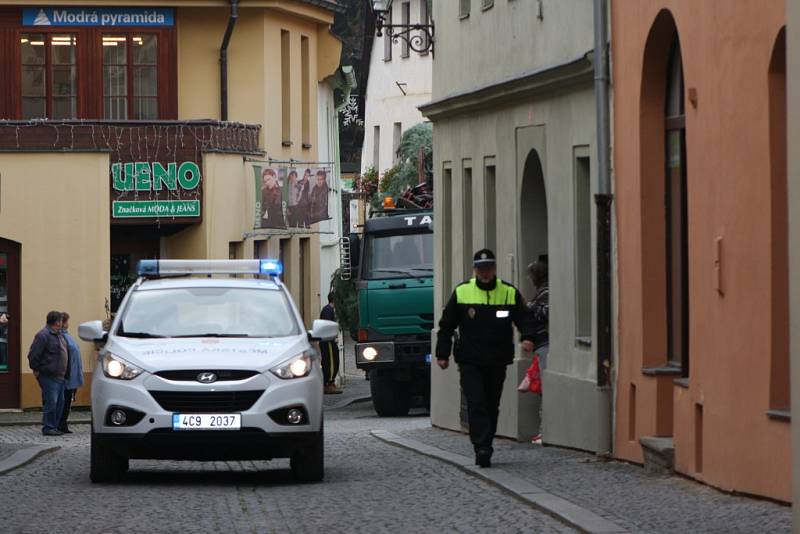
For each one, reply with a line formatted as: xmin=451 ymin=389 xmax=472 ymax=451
xmin=327 ymin=395 xmax=372 ymax=410
xmin=0 ymin=420 xmax=91 ymax=427
xmin=370 ymin=430 xmax=628 ymax=534
xmin=0 ymin=444 xmax=60 ymax=475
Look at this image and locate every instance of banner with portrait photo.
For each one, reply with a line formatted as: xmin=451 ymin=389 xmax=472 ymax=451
xmin=253 ymin=164 xmax=331 ymax=229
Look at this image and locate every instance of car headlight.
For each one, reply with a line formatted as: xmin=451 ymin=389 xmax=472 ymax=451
xmin=270 ymin=352 xmax=313 ymax=380
xmin=102 ymin=353 xmax=144 ymax=380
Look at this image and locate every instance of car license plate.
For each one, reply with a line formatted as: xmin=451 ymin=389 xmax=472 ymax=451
xmin=172 ymin=413 xmax=241 ymax=431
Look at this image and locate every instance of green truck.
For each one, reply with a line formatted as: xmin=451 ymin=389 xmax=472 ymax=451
xmin=347 ymin=208 xmax=433 ymax=416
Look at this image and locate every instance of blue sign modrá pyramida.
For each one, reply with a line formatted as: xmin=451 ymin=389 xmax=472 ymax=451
xmin=22 ymin=7 xmax=174 ymax=27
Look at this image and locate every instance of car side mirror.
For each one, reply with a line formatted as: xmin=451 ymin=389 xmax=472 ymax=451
xmin=78 ymin=320 xmax=107 ymax=342
xmin=308 ymin=319 xmax=339 ymax=342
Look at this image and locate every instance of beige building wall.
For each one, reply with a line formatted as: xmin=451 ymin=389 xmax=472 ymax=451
xmin=0 ymin=153 xmax=110 ymax=408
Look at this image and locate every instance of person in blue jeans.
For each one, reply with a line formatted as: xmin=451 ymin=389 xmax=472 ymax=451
xmin=27 ymin=311 xmax=68 ymax=436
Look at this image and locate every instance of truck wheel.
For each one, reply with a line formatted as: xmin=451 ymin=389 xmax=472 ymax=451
xmin=369 ymin=370 xmax=411 ymax=417
xmin=90 ymin=428 xmax=128 ymax=483
xmin=291 ymin=423 xmax=324 ymax=482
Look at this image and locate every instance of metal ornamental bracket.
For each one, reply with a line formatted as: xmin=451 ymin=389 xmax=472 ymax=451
xmin=376 ymin=19 xmax=435 ymax=55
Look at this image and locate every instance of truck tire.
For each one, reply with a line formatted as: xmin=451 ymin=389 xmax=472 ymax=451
xmin=369 ymin=370 xmax=411 ymax=417
xmin=90 ymin=428 xmax=128 ymax=483
xmin=291 ymin=422 xmax=324 ymax=482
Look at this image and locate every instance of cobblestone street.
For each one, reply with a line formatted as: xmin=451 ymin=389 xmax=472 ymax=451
xmin=0 ymin=399 xmax=575 ymax=534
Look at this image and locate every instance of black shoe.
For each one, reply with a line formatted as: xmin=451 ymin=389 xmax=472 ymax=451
xmin=475 ymin=450 xmax=492 ymax=468
xmin=42 ymin=429 xmax=63 ymax=436
xmin=59 ymin=428 xmax=72 ymax=434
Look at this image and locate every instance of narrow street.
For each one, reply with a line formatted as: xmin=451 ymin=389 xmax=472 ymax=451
xmin=0 ymin=395 xmax=575 ymax=534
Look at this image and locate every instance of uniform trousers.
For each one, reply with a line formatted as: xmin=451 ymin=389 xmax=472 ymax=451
xmin=458 ymin=362 xmax=507 ymax=453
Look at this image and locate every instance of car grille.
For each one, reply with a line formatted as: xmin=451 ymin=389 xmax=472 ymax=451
xmin=155 ymin=370 xmax=260 ymax=382
xmin=148 ymin=390 xmax=264 ymax=412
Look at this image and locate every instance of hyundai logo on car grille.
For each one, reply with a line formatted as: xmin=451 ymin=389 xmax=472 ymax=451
xmin=197 ymin=372 xmax=218 ymax=384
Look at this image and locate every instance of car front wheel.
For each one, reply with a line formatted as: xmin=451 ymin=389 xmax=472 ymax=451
xmin=90 ymin=428 xmax=129 ymax=483
xmin=290 ymin=423 xmax=324 ymax=482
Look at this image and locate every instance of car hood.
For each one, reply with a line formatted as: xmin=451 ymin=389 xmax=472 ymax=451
xmin=104 ymin=335 xmax=310 ymax=372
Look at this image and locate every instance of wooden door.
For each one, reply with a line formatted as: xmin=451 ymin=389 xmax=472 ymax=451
xmin=0 ymin=238 xmax=20 ymax=408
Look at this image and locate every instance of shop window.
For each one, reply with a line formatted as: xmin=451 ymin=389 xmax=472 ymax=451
xmin=664 ymin=36 xmax=689 ymax=376
xmin=21 ymin=33 xmax=77 ymax=119
xmin=102 ymin=34 xmax=158 ymax=120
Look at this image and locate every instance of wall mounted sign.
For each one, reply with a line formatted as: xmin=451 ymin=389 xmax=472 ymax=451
xmin=252 ymin=164 xmax=331 ymax=230
xmin=112 ymin=161 xmax=201 ymax=219
xmin=22 ymin=7 xmax=174 ymax=27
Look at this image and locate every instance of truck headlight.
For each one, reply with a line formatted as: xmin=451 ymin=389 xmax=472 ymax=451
xmin=362 ymin=347 xmax=378 ymax=361
xmin=270 ymin=352 xmax=313 ymax=379
xmin=102 ymin=353 xmax=144 ymax=380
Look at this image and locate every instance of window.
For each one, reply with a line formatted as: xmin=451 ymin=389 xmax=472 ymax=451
xmin=459 ymin=0 xmax=471 ymax=18
xmin=102 ymin=34 xmax=158 ymax=120
xmin=462 ymin=161 xmax=473 ymax=277
xmin=373 ymin=125 xmax=381 ymax=171
xmin=484 ymin=159 xmax=496 ymax=257
xmin=664 ymin=36 xmax=689 ymax=376
xmin=482 ymin=0 xmax=494 ymax=10
xmin=392 ymin=122 xmax=402 ymax=165
xmin=419 ymin=0 xmax=430 ymax=54
xmin=281 ymin=30 xmax=291 ymax=145
xmin=301 ymin=36 xmax=311 ymax=149
xmin=574 ymin=148 xmax=592 ymax=342
xmin=442 ymin=164 xmax=453 ymax=298
xmin=21 ymin=33 xmax=77 ymax=119
xmin=363 ymin=232 xmax=433 ymax=279
xmin=383 ymin=7 xmax=392 ymax=61
xmin=401 ymin=2 xmax=410 ymax=58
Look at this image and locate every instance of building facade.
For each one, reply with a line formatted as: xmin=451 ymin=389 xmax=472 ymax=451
xmin=611 ymin=0 xmax=789 ymax=501
xmin=0 ymin=0 xmax=343 ymax=409
xmin=360 ymin=0 xmax=431 ymax=175
xmin=422 ymin=0 xmax=610 ymax=451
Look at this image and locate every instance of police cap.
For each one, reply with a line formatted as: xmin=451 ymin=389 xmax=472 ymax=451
xmin=473 ymin=248 xmax=496 ymax=266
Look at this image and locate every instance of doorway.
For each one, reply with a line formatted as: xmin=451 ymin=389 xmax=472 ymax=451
xmin=520 ymin=149 xmax=548 ymax=299
xmin=0 ymin=238 xmax=20 ymax=408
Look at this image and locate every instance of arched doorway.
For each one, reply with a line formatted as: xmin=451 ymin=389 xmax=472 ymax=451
xmin=520 ymin=149 xmax=548 ymax=299
xmin=0 ymin=238 xmax=20 ymax=408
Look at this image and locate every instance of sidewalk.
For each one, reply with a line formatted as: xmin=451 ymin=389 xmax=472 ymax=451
xmin=375 ymin=425 xmax=792 ymax=534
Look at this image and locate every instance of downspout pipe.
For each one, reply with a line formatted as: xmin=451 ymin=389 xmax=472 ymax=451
xmin=220 ymin=0 xmax=239 ymax=121
xmin=593 ymin=0 xmax=613 ymax=454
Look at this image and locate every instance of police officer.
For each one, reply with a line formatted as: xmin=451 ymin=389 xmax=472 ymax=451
xmin=435 ymin=249 xmax=534 ymax=467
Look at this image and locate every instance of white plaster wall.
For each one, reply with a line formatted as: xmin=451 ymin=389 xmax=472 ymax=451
xmin=360 ymin=0 xmax=432 ymax=175
xmin=317 ymin=81 xmax=344 ymax=309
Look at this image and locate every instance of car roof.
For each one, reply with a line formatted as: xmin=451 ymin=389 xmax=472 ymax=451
xmin=136 ymin=277 xmax=282 ymax=292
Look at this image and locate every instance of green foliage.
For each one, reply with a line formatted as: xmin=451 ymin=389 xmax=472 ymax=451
xmin=330 ymin=267 xmax=359 ymax=340
xmin=366 ymin=122 xmax=433 ymax=209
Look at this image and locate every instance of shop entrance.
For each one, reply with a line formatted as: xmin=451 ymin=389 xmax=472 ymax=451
xmin=0 ymin=238 xmax=21 ymax=408
xmin=111 ymin=226 xmax=161 ymax=312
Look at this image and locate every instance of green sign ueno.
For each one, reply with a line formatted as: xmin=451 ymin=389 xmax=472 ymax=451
xmin=112 ymin=161 xmax=201 ymax=191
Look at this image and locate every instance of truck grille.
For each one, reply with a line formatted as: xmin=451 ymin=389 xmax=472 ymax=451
xmin=155 ymin=370 xmax=259 ymax=382
xmin=148 ymin=390 xmax=263 ymax=412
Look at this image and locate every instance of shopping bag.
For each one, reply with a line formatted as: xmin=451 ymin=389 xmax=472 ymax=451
xmin=527 ymin=354 xmax=542 ymax=394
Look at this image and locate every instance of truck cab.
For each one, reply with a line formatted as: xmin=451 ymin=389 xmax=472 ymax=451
xmin=352 ymin=209 xmax=433 ymax=416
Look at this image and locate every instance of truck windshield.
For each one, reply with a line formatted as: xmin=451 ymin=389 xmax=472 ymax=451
xmin=364 ymin=232 xmax=433 ymax=279
xmin=117 ymin=287 xmax=301 ymax=338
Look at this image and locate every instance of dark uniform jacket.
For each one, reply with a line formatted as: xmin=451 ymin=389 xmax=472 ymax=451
xmin=436 ymin=277 xmax=534 ymax=366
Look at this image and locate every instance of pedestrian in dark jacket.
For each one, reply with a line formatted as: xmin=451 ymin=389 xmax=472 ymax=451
xmin=527 ymin=257 xmax=549 ymax=444
xmin=436 ymin=249 xmax=535 ymax=467
xmin=27 ymin=311 xmax=68 ymax=436
xmin=320 ymin=294 xmax=342 ymax=394
xmin=58 ymin=312 xmax=84 ymax=434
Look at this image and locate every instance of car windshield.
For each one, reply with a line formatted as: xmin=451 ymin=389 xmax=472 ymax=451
xmin=364 ymin=232 xmax=433 ymax=280
xmin=117 ymin=287 xmax=300 ymax=338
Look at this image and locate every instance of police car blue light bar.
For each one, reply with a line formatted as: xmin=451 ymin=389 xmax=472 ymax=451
xmin=137 ymin=259 xmax=283 ymax=277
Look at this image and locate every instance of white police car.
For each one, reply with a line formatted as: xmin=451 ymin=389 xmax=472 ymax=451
xmin=78 ymin=259 xmax=338 ymax=483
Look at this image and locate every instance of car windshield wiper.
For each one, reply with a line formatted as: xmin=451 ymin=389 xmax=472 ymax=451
xmin=172 ymin=333 xmax=251 ymax=338
xmin=118 ymin=331 xmax=165 ymax=339
xmin=371 ymin=268 xmax=419 ymax=278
